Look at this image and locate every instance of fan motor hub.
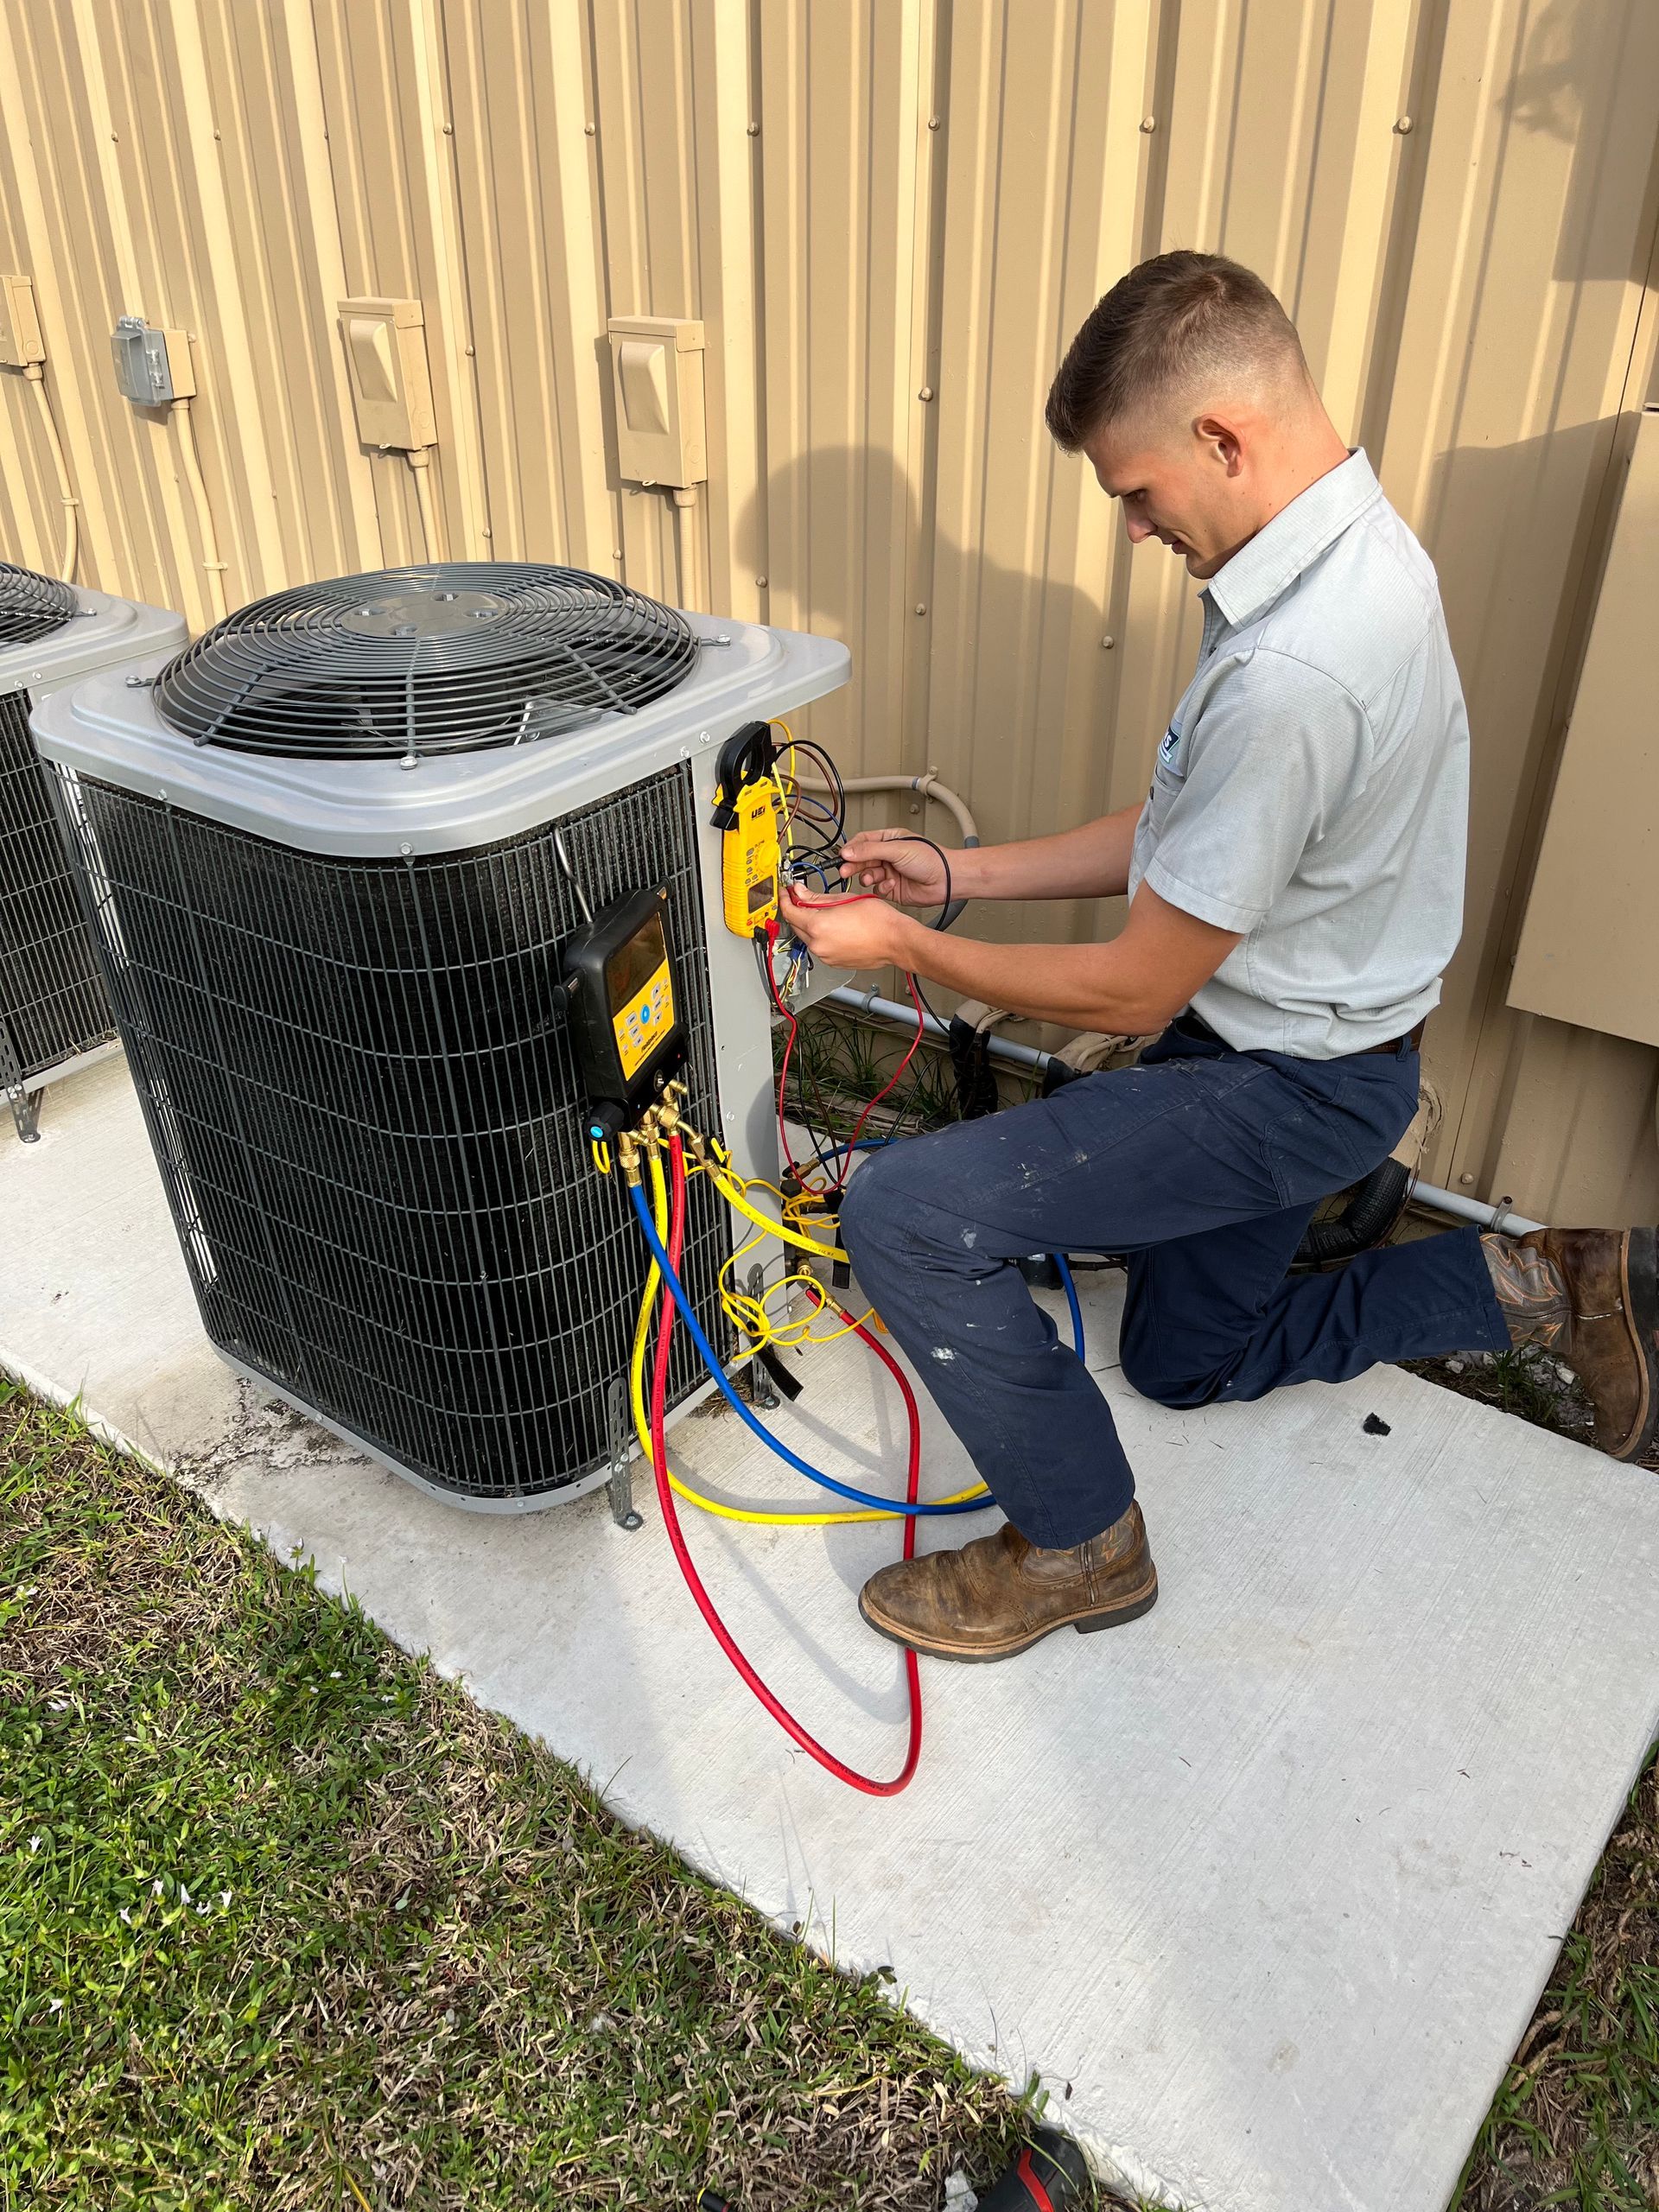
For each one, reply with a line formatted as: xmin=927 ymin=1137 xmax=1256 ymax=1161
xmin=340 ymin=585 xmax=502 ymax=639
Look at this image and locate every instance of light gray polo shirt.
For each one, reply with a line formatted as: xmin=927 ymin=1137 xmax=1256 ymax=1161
xmin=1127 ymin=448 xmax=1468 ymax=1058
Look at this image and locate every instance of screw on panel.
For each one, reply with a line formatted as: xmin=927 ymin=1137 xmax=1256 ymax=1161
xmin=747 ymin=121 xmax=760 ymax=136
xmin=1141 ymin=115 xmax=1157 ymax=132
xmin=914 ymin=603 xmax=927 ymax=615
xmin=918 ymin=386 xmax=933 ymax=401
xmin=1395 ymin=115 xmax=1414 ymax=132
xmin=1101 ymin=634 xmax=1116 ymax=649
xmin=928 ymin=116 xmax=941 ymax=130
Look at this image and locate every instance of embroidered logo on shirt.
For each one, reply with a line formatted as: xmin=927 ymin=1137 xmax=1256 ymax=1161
xmin=1158 ymin=722 xmax=1183 ymax=771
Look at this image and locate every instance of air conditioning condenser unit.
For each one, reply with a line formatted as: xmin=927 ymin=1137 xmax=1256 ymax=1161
xmin=32 ymin=562 xmax=849 ymax=1512
xmin=0 ymin=560 xmax=186 ymax=1140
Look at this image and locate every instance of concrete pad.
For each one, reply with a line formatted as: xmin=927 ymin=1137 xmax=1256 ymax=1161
xmin=5 ymin=1055 xmax=1659 ymax=2212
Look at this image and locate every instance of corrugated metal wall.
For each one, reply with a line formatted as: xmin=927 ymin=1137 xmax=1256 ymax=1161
xmin=2 ymin=0 xmax=1656 ymax=1221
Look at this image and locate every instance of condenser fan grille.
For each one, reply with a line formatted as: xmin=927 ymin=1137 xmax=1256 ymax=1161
xmin=0 ymin=563 xmax=77 ymax=645
xmin=153 ymin=563 xmax=698 ymax=760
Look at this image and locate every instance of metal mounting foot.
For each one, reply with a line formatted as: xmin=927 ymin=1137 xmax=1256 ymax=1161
xmin=742 ymin=1264 xmax=781 ymax=1407
xmin=605 ymin=1376 xmax=642 ymax=1529
xmin=1 ymin=1026 xmax=39 ymax=1143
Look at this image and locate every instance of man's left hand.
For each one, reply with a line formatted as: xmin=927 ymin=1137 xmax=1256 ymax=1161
xmin=780 ymin=886 xmax=906 ymax=972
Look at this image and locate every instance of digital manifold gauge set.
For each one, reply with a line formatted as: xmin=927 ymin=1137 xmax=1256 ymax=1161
xmin=565 ymin=718 xmax=794 ymax=1148
xmin=32 ymin=562 xmax=1007 ymax=1799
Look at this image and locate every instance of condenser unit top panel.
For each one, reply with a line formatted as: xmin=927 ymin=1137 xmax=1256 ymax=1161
xmin=34 ymin=591 xmax=850 ymax=861
xmin=152 ymin=563 xmax=698 ymax=760
xmin=0 ymin=579 xmax=187 ymax=694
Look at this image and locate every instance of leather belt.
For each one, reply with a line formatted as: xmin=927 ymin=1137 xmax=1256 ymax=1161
xmin=1357 ymin=1019 xmax=1427 ymax=1057
xmin=1178 ymin=1011 xmax=1426 ymax=1058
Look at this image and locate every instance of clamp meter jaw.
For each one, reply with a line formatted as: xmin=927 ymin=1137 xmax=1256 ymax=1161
xmin=562 ymin=885 xmax=685 ymax=1141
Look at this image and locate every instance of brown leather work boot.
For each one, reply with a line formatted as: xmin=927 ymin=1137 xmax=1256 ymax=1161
xmin=858 ymin=1503 xmax=1157 ymax=1663
xmin=1482 ymin=1226 xmax=1658 ymax=1460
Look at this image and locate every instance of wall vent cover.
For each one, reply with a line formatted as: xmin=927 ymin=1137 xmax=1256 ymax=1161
xmin=154 ymin=562 xmax=698 ymax=760
xmin=0 ymin=561 xmax=77 ymax=645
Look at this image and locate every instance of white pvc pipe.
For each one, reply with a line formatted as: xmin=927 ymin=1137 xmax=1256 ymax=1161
xmin=824 ymin=982 xmax=1052 ymax=1071
xmin=797 ymin=768 xmax=979 ymax=847
xmin=1406 ymin=1179 xmax=1543 ymax=1235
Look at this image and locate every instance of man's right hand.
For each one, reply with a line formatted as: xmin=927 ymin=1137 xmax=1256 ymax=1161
xmin=839 ymin=829 xmax=952 ymax=906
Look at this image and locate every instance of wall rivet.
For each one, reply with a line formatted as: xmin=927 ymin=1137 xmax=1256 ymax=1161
xmin=756 ymin=575 xmax=768 ymax=588
xmin=747 ymin=121 xmax=760 ymax=137
xmin=585 ymin=123 xmax=596 ymax=137
xmin=613 ymin=547 xmax=624 ymax=558
xmin=928 ymin=116 xmax=941 ymax=130
xmin=914 ymin=603 xmax=927 ymax=615
xmin=1395 ymin=114 xmax=1414 ymax=133
xmin=918 ymin=385 xmax=933 ymax=401
xmin=1140 ymin=115 xmax=1157 ymax=133
xmin=1459 ymin=1172 xmax=1475 ymax=1185
xmin=464 ymin=343 xmax=475 ymax=356
xmin=1101 ymin=634 xmax=1116 ymax=649
xmin=442 ymin=122 xmax=454 ymax=135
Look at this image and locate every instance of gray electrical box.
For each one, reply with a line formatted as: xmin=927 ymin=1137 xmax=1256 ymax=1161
xmin=111 ymin=315 xmax=194 ymax=405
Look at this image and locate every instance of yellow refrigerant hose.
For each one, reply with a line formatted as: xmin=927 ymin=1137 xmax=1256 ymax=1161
xmin=627 ymin=1145 xmax=988 ymax=1527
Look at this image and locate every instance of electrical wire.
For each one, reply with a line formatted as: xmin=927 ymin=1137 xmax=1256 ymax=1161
xmin=645 ymin=1141 xmax=923 ymax=1793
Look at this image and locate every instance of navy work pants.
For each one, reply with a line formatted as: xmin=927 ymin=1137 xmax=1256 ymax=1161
xmin=839 ymin=1015 xmax=1512 ymax=1549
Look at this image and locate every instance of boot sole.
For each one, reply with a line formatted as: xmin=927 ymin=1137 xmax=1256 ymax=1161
xmin=858 ymin=1573 xmax=1159 ymax=1664
xmin=1614 ymin=1226 xmax=1658 ymax=1461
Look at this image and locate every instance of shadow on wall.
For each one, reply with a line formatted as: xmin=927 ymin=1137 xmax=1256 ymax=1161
xmin=738 ymin=444 xmax=1128 ymax=960
xmin=1502 ymin=0 xmax=1659 ymax=281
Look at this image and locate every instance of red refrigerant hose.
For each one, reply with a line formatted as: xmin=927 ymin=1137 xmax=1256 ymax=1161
xmin=649 ymin=1131 xmax=924 ymax=1795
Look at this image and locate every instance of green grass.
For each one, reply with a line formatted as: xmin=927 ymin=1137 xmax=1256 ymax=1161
xmin=1452 ymin=1747 xmax=1659 ymax=2212
xmin=0 ymin=1379 xmax=1065 ymax=2212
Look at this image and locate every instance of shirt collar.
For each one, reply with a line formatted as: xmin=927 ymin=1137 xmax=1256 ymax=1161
xmin=1203 ymin=448 xmax=1382 ymax=628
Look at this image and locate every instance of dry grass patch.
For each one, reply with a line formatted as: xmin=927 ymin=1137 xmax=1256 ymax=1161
xmin=1 ymin=1381 xmax=1059 ymax=2211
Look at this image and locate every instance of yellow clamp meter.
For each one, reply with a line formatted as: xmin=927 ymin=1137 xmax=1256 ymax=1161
xmin=721 ymin=776 xmax=784 ymax=936
xmin=710 ymin=720 xmax=784 ymax=938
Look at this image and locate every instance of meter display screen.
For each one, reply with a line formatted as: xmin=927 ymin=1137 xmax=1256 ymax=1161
xmin=605 ymin=911 xmax=668 ymax=1013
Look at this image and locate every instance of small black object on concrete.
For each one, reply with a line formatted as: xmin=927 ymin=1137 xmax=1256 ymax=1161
xmin=976 ymin=2126 xmax=1091 ymax=2209
xmin=1363 ymin=1412 xmax=1392 ymax=1436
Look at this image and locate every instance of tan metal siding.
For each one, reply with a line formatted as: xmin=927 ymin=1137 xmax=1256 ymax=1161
xmin=0 ymin=0 xmax=1654 ymax=1220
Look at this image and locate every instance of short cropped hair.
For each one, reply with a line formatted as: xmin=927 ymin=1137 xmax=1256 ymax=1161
xmin=1045 ymin=251 xmax=1306 ymax=451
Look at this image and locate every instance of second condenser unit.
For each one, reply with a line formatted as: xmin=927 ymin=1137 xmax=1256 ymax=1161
xmin=35 ymin=563 xmax=849 ymax=1510
xmin=0 ymin=561 xmax=186 ymax=1140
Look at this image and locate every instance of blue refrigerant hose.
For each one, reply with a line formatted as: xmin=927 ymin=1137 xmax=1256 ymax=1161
xmin=627 ymin=1178 xmax=990 ymax=1518
xmin=1054 ymin=1252 xmax=1084 ymax=1364
xmin=817 ymin=1139 xmax=1088 ymax=1363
